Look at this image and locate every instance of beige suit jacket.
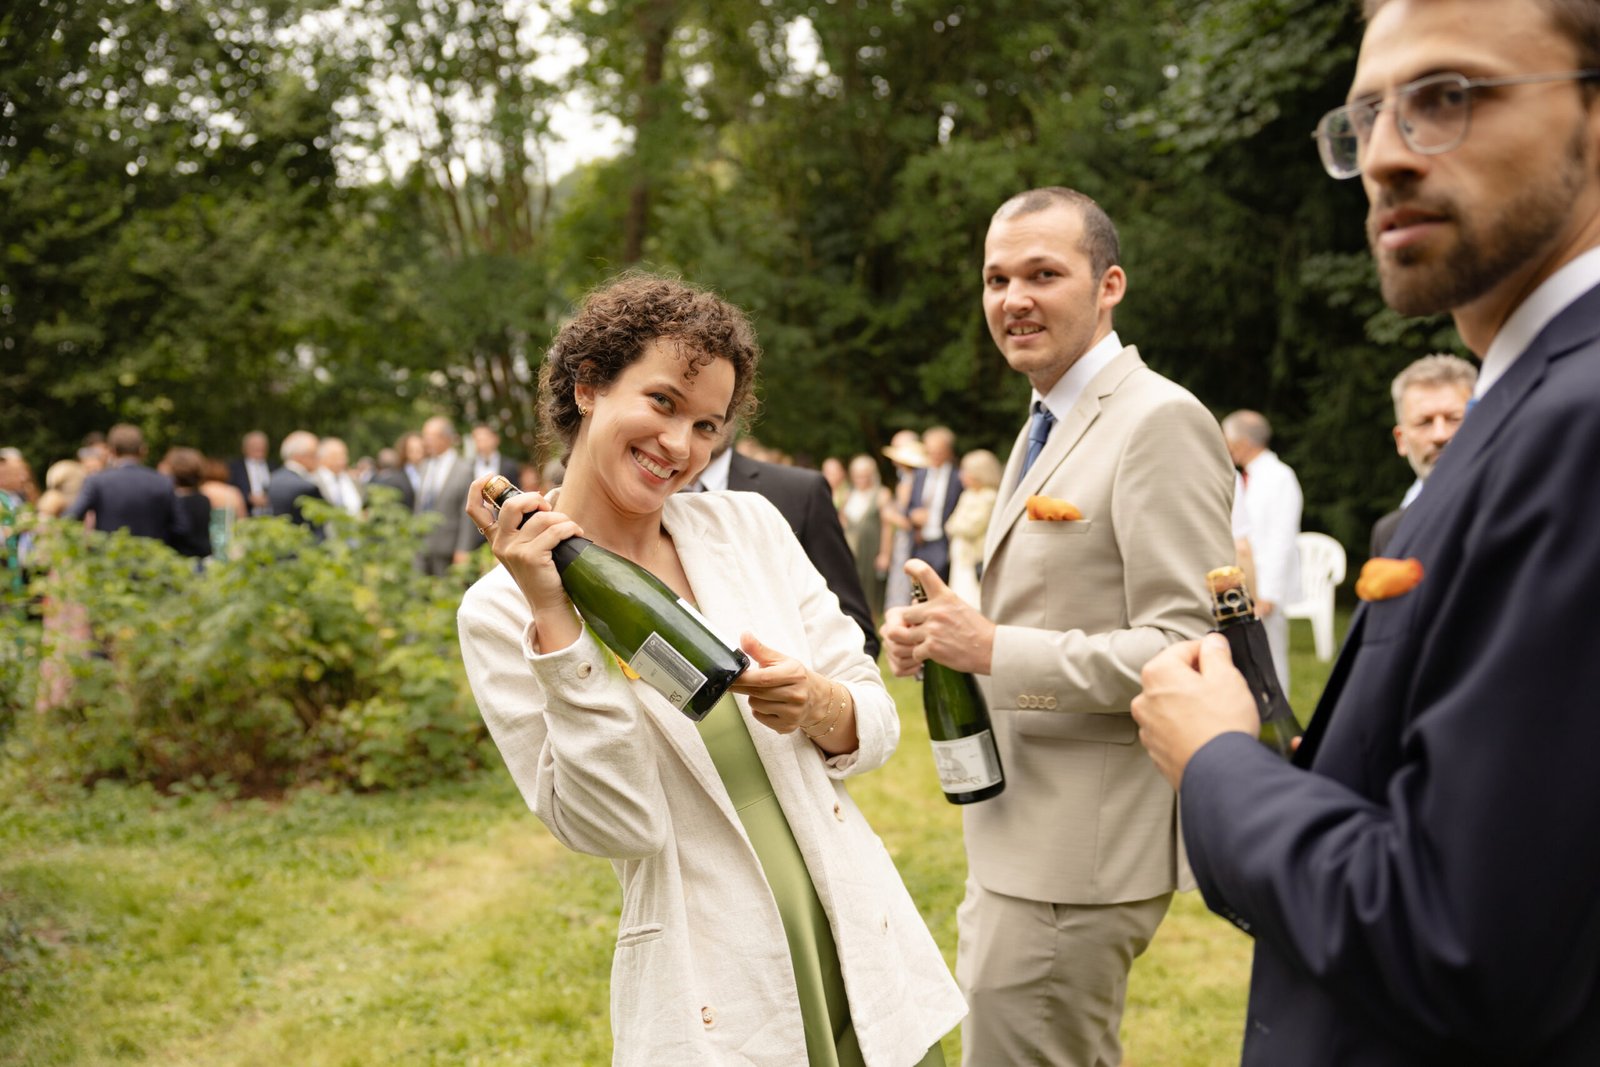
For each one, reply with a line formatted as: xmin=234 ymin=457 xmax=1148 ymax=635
xmin=969 ymin=346 xmax=1235 ymax=905
xmin=458 ymin=491 xmax=964 ymax=1065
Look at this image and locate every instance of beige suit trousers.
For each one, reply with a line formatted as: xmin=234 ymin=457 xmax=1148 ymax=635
xmin=956 ymin=876 xmax=1171 ymax=1066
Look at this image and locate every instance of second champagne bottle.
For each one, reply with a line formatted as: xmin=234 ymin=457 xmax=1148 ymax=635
xmin=482 ymin=476 xmax=749 ymax=721
xmin=912 ymin=579 xmax=1005 ymax=804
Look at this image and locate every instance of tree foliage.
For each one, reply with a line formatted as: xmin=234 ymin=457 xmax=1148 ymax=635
xmin=5 ymin=0 xmax=1468 ymax=560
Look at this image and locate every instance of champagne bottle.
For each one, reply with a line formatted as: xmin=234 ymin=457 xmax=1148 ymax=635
xmin=482 ymin=475 xmax=749 ymax=721
xmin=1206 ymin=566 xmax=1301 ymax=758
xmin=911 ymin=579 xmax=1005 ymax=804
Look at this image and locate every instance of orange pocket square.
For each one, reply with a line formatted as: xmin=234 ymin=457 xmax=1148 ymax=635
xmin=1026 ymin=495 xmax=1083 ymax=522
xmin=1356 ymin=557 xmax=1424 ymax=602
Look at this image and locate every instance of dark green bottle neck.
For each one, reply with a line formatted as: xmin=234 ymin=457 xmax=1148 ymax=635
xmin=552 ymin=536 xmax=591 ymax=575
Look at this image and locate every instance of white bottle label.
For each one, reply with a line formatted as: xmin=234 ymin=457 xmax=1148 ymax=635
xmin=629 ymin=632 xmax=708 ymax=711
xmin=929 ymin=732 xmax=1003 ymax=793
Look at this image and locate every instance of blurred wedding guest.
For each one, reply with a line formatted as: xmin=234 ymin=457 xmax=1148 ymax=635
xmin=366 ymin=447 xmax=415 ymax=510
xmin=415 ymin=416 xmax=478 ymax=574
xmin=458 ymin=273 xmax=962 ymax=1064
xmin=199 ymin=458 xmax=247 ymax=523
xmin=399 ymin=431 xmax=426 ymax=501
xmin=840 ymin=454 xmax=892 ymax=623
xmin=821 ymin=456 xmax=849 ymax=511
xmin=0 ymin=450 xmax=32 ymax=586
xmin=694 ymin=430 xmax=880 ymax=659
xmin=1223 ymin=410 xmax=1302 ymax=693
xmin=77 ymin=432 xmax=109 ymax=475
xmin=162 ymin=447 xmax=213 ymax=559
xmin=200 ymin=457 xmax=246 ymax=559
xmin=470 ymin=424 xmax=521 ymax=482
xmin=1371 ymin=353 xmax=1477 ymax=557
xmin=880 ymin=430 xmax=927 ymax=612
xmin=228 ymin=430 xmax=276 ymax=517
xmin=908 ymin=426 xmax=962 ymax=583
xmin=944 ymin=449 xmax=1001 ymax=606
xmin=267 ymin=430 xmax=324 ymax=531
xmin=315 ymin=437 xmax=364 ymax=517
xmin=67 ymin=424 xmax=189 ymax=549
xmin=537 ymin=457 xmax=565 ymax=494
xmin=37 ymin=460 xmax=87 ymax=519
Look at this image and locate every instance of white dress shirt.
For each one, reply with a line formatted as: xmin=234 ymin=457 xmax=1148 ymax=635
xmin=918 ymin=464 xmax=954 ymax=541
xmin=1238 ymin=449 xmax=1303 ymax=605
xmin=1032 ymin=329 xmax=1125 ymax=433
xmin=1477 ymin=245 xmax=1600 ymax=397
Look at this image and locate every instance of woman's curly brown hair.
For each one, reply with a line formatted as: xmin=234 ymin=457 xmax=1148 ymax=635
xmin=538 ymin=272 xmax=762 ymax=461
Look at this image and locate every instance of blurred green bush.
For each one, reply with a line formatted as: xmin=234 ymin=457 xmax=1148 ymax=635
xmin=0 ymin=497 xmax=493 ymax=795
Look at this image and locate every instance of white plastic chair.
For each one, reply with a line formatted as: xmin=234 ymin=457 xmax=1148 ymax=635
xmin=1285 ymin=532 xmax=1347 ymax=662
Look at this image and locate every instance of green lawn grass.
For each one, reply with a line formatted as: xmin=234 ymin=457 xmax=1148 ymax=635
xmin=1 ymin=616 xmax=1343 ymax=1066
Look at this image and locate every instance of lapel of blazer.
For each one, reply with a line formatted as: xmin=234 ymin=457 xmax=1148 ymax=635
xmin=984 ymin=346 xmax=1144 ymax=567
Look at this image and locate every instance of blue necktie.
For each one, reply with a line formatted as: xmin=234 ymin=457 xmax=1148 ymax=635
xmin=1020 ymin=402 xmax=1056 ymax=478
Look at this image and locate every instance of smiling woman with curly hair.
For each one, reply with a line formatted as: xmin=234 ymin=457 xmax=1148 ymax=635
xmin=458 ymin=272 xmax=963 ymax=1066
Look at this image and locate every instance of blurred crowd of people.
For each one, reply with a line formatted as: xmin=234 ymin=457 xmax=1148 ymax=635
xmin=0 ymin=419 xmax=565 ymax=580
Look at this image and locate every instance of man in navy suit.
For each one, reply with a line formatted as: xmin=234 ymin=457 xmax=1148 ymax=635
xmin=66 ymin=423 xmax=189 ymax=549
xmin=906 ymin=425 xmax=962 ymax=582
xmin=227 ymin=430 xmax=276 ymax=517
xmin=1131 ymin=0 xmax=1600 ymax=1062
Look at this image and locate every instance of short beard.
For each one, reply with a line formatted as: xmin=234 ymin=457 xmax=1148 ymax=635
xmin=1373 ymin=122 xmax=1589 ymax=317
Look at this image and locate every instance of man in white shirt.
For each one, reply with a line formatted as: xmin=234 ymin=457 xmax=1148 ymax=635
xmin=1133 ymin=1 xmax=1600 ymax=1060
xmin=469 ymin=424 xmax=520 ymax=483
xmin=315 ymin=437 xmax=363 ymax=517
xmin=1222 ymin=409 xmax=1302 ymax=692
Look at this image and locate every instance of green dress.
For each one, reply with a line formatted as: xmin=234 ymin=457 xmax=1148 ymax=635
xmin=697 ymin=694 xmax=945 ymax=1067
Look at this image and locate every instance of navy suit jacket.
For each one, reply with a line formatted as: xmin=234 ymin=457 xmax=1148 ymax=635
xmin=66 ymin=462 xmax=189 ymax=549
xmin=268 ymin=465 xmax=324 ymax=531
xmin=724 ymin=452 xmax=879 ymax=659
xmin=907 ymin=464 xmax=963 ymax=580
xmin=1181 ymin=281 xmax=1600 ymax=1064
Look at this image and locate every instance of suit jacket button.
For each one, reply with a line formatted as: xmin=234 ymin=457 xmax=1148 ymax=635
xmin=833 ymin=802 xmax=845 ymax=822
xmin=701 ymin=1005 xmax=715 ymax=1027
xmin=577 ymin=663 xmax=593 ymax=679
xmin=1044 ymin=696 xmax=1057 ymax=710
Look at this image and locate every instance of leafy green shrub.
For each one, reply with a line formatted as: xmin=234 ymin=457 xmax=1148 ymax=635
xmin=4 ymin=499 xmax=493 ymax=794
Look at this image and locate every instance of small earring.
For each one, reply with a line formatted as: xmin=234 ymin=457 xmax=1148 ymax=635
xmin=577 ymin=402 xmax=590 ymax=418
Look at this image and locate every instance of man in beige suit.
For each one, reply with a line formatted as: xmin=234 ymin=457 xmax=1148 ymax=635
xmin=884 ymin=187 xmax=1235 ymax=1065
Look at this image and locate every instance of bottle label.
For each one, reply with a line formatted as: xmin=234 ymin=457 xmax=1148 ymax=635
xmin=929 ymin=732 xmax=1003 ymax=793
xmin=629 ymin=633 xmax=708 ymax=711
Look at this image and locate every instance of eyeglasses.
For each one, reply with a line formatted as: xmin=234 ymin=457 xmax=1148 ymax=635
xmin=1313 ymin=69 xmax=1600 ymax=179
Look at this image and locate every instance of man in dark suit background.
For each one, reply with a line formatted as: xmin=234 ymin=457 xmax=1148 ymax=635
xmin=906 ymin=425 xmax=962 ymax=582
xmin=66 ymin=423 xmax=189 ymax=549
xmin=228 ymin=430 xmax=276 ymax=517
xmin=267 ymin=430 xmax=324 ymax=532
xmin=469 ymin=425 xmax=522 ymax=484
xmin=415 ymin=415 xmax=478 ymax=575
xmin=1369 ymin=353 xmax=1475 ymax=558
xmin=1132 ymin=0 xmax=1600 ymax=1062
xmin=692 ymin=434 xmax=880 ymax=659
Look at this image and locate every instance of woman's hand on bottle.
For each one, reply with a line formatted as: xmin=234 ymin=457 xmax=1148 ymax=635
xmin=466 ymin=475 xmax=585 ymax=648
xmin=729 ymin=633 xmax=854 ymax=750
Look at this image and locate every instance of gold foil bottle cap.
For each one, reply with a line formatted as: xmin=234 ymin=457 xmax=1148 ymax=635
xmin=1206 ymin=565 xmax=1254 ymax=623
xmin=481 ymin=474 xmax=518 ymax=509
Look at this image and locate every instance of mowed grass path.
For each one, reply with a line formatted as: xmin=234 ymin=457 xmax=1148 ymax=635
xmin=2 ymin=619 xmax=1341 ymax=1066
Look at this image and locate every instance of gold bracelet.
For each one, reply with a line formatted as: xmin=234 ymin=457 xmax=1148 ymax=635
xmin=803 ymin=682 xmax=846 ymax=739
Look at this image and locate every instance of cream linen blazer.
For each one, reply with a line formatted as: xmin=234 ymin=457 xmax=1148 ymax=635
xmin=458 ymin=491 xmax=964 ymax=1066
xmin=970 ymin=346 xmax=1236 ymax=905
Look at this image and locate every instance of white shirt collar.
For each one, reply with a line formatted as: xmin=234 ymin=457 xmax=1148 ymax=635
xmin=1033 ymin=330 xmax=1123 ymax=419
xmin=698 ymin=446 xmax=734 ymax=492
xmin=1477 ymin=245 xmax=1600 ymax=398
